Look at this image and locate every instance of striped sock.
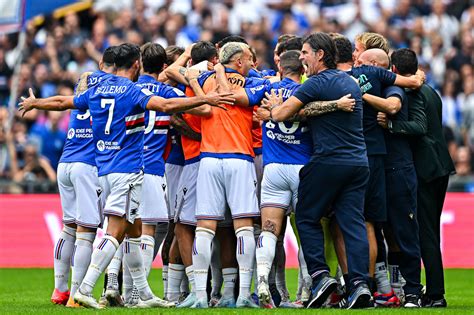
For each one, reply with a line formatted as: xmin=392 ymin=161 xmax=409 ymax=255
xmin=54 ymin=226 xmax=76 ymax=292
xmin=80 ymin=235 xmax=119 ymax=295
xmin=70 ymin=231 xmax=95 ymax=297
xmin=236 ymin=227 xmax=256 ymax=298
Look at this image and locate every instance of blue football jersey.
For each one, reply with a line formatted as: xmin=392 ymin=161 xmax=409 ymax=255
xmin=166 ymin=127 xmax=185 ymax=166
xmin=73 ymin=75 xmax=152 ymax=176
xmin=136 ymin=75 xmax=185 ymax=176
xmin=60 ymin=70 xmax=111 ymax=166
xmin=245 ymin=77 xmax=313 ymax=166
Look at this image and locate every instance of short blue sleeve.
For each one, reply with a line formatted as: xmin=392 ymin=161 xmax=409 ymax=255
xmin=293 ymin=77 xmax=321 ymax=104
xmin=245 ymin=83 xmax=270 ymax=106
xmin=73 ymin=90 xmax=90 ymax=111
xmin=134 ymin=85 xmax=154 ymax=110
xmin=383 ymin=86 xmax=405 ymax=102
xmin=162 ymin=84 xmax=186 ymax=98
xmin=248 ymin=68 xmax=263 ymax=78
xmin=374 ymin=67 xmax=396 ymax=86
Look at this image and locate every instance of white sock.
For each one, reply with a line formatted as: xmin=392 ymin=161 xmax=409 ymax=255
xmin=210 ymin=238 xmax=223 ymax=297
xmin=106 ymin=243 xmax=123 ymax=290
xmin=167 ymin=263 xmax=185 ymax=302
xmin=181 ymin=273 xmax=190 ymax=294
xmin=162 ymin=265 xmax=168 ymax=299
xmin=80 ymin=235 xmax=119 ymax=295
xmin=255 ymin=231 xmax=277 ymax=283
xmin=298 ymin=245 xmax=312 ymax=286
xmin=141 ymin=235 xmax=155 ymax=277
xmin=275 ymin=238 xmax=289 ymax=301
xmin=185 ymin=266 xmax=195 ymax=293
xmin=70 ymin=231 xmax=95 ymax=297
xmin=123 ymin=259 xmax=133 ymax=302
xmin=236 ymin=227 xmax=256 ymax=298
xmin=296 ymin=266 xmax=303 ymax=300
xmin=192 ymin=227 xmax=215 ymax=300
xmin=123 ymin=237 xmax=154 ymax=301
xmin=389 ymin=264 xmax=405 ymax=297
xmin=375 ymin=262 xmax=391 ymax=294
xmin=222 ymin=267 xmax=238 ymax=299
xmin=54 ymin=226 xmax=76 ymax=292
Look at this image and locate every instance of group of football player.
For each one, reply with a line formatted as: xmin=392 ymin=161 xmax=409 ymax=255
xmin=19 ymin=30 xmax=452 ymax=310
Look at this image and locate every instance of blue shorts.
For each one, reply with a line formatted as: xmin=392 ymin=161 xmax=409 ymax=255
xmin=364 ymin=155 xmax=387 ymax=222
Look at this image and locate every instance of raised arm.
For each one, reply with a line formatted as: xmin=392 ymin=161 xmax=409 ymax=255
xmin=18 ymin=88 xmax=75 ymax=116
xmin=363 ymin=93 xmax=401 ymax=115
xmin=393 ymin=70 xmax=425 ymax=90
xmin=185 ymin=77 xmax=211 ymax=116
xmin=163 ymin=45 xmax=194 ymax=85
xmin=214 ymin=63 xmax=252 ymax=106
xmin=145 ymin=91 xmax=234 ymax=114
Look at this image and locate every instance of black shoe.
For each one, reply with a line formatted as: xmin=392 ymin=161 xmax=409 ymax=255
xmin=306 ymin=274 xmax=337 ymax=309
xmin=404 ymin=294 xmax=421 ymax=308
xmin=421 ymin=295 xmax=447 ymax=308
xmin=340 ymin=282 xmax=373 ymax=309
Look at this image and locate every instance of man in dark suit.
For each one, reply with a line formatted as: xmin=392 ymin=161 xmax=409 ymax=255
xmin=377 ymin=48 xmax=455 ymax=308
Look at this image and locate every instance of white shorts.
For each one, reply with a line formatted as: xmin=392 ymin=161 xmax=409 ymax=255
xmin=196 ymin=157 xmax=259 ymax=220
xmin=254 ymin=154 xmax=263 ymax=204
xmin=58 ymin=162 xmax=103 ymax=228
xmin=261 ymin=163 xmax=304 ymax=212
xmin=100 ymin=172 xmax=143 ymax=224
xmin=165 ymin=163 xmax=183 ymax=220
xmin=140 ymin=174 xmax=168 ymax=224
xmin=175 ymin=162 xmax=199 ymax=226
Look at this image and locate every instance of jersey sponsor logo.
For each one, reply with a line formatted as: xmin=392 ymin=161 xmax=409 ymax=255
xmin=125 ymin=113 xmax=145 ymax=135
xmin=97 ymin=140 xmax=105 ymax=152
xmin=67 ymin=128 xmax=75 ymax=139
xmin=265 ymin=121 xmax=306 ymax=145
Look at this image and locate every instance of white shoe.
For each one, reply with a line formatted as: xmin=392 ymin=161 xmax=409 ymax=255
xmin=215 ymin=296 xmax=236 ymax=308
xmin=177 ymin=292 xmax=196 ymax=308
xmin=135 ymin=295 xmax=175 ymax=308
xmin=190 ymin=297 xmax=209 ymax=308
xmin=257 ymin=279 xmax=272 ymax=308
xmin=236 ymin=295 xmax=259 ymax=308
xmin=74 ymin=290 xmax=100 ymax=309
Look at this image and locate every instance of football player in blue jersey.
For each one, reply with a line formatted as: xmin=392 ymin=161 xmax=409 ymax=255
xmin=49 ymin=46 xmax=117 ymax=308
xmin=19 ymin=42 xmax=235 ymax=309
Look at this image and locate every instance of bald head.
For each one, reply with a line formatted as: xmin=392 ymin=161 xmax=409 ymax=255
xmin=356 ymin=48 xmax=390 ymax=69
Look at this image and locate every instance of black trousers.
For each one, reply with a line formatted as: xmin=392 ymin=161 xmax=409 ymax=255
xmin=296 ymin=161 xmax=369 ymax=289
xmin=417 ymin=174 xmax=449 ymax=296
xmin=386 ymin=166 xmax=422 ymax=295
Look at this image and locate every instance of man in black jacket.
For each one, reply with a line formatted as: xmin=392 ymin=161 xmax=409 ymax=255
xmin=377 ymin=49 xmax=455 ymax=308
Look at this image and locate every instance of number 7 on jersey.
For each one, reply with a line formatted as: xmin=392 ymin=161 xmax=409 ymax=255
xmin=101 ymin=98 xmax=115 ymax=135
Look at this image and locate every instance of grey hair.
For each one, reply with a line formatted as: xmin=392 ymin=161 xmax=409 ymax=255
xmin=219 ymin=42 xmax=249 ymax=65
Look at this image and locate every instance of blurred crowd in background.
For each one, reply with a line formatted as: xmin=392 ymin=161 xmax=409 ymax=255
xmin=0 ymin=0 xmax=473 ymax=193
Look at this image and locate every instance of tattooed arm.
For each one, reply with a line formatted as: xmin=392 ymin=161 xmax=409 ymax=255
xmin=300 ymin=94 xmax=355 ymax=117
xmin=170 ymin=113 xmax=201 ymax=141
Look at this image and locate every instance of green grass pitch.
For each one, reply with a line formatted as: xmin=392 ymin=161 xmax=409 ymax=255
xmin=0 ymin=268 xmax=473 ymax=314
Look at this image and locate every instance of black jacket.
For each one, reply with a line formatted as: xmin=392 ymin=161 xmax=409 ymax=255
xmin=388 ymin=84 xmax=455 ymax=182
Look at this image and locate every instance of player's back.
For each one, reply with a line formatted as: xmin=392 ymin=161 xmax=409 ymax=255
xmin=60 ymin=70 xmax=112 ymax=166
xmin=199 ymin=70 xmax=255 ymax=159
xmin=74 ymin=75 xmax=152 ymax=176
xmin=262 ymin=78 xmax=312 ymax=166
xmin=137 ymin=75 xmax=183 ymax=176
